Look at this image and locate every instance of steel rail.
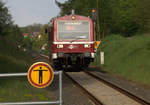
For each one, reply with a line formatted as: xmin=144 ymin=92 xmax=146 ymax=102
xmin=84 ymin=71 xmax=150 ymax=105
xmin=64 ymin=72 xmax=103 ymax=105
xmin=39 ymin=54 xmax=49 ymax=59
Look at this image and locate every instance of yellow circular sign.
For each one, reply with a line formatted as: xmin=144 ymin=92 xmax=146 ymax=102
xmin=28 ymin=62 xmax=54 ymax=88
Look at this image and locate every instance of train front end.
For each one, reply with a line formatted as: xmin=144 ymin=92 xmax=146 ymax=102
xmin=52 ymin=15 xmax=95 ymax=69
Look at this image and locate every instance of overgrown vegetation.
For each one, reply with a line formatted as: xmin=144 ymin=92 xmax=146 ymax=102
xmin=95 ymin=34 xmax=150 ymax=86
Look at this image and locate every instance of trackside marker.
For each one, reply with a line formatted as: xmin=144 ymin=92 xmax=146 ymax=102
xmin=28 ymin=62 xmax=54 ymax=88
xmin=94 ymin=41 xmax=101 ymax=49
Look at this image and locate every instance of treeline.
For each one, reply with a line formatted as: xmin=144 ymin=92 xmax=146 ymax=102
xmin=0 ymin=0 xmax=23 ymax=46
xmin=56 ymin=0 xmax=150 ymax=38
xmin=21 ymin=23 xmax=43 ymax=34
xmin=20 ymin=23 xmax=49 ymax=52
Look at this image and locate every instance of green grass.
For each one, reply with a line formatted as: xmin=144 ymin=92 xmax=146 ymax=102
xmin=0 ymin=78 xmax=55 ymax=102
xmin=0 ymin=37 xmax=55 ymax=102
xmin=93 ymin=34 xmax=150 ymax=86
xmin=0 ymin=79 xmax=32 ymax=102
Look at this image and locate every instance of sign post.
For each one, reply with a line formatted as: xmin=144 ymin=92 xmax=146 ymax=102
xmin=94 ymin=41 xmax=101 ymax=65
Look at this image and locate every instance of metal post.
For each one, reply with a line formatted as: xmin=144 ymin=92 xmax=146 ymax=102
xmin=0 ymin=101 xmax=60 ymax=105
xmin=96 ymin=0 xmax=101 ymax=39
xmin=100 ymin=51 xmax=104 ymax=65
xmin=59 ymin=71 xmax=63 ymax=105
xmin=96 ymin=51 xmax=98 ymax=66
xmin=0 ymin=73 xmax=27 ymax=77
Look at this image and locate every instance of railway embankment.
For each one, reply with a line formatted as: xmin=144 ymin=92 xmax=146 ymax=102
xmin=0 ymin=38 xmax=54 ymax=102
xmin=93 ymin=34 xmax=150 ymax=87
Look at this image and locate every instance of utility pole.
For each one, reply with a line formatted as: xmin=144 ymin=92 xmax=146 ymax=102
xmin=97 ymin=0 xmax=101 ymax=40
xmin=92 ymin=8 xmax=98 ymax=40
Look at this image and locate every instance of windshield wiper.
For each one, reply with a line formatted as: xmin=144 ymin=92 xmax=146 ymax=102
xmin=70 ymin=36 xmax=87 ymax=43
xmin=70 ymin=38 xmax=80 ymax=43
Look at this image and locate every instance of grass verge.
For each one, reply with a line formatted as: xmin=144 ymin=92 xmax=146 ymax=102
xmin=0 ymin=37 xmax=55 ymax=102
xmin=92 ymin=34 xmax=150 ymax=86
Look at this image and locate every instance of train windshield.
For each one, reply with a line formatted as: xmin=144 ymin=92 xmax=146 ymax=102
xmin=57 ymin=21 xmax=90 ymax=40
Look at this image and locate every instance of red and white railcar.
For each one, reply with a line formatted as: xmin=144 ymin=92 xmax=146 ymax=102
xmin=49 ymin=15 xmax=95 ymax=69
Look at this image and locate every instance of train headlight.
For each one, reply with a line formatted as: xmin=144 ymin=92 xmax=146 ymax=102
xmin=72 ymin=16 xmax=76 ymax=20
xmin=57 ymin=44 xmax=63 ymax=48
xmin=84 ymin=44 xmax=91 ymax=48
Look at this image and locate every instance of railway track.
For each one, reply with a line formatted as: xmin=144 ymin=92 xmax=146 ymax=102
xmin=39 ymin=54 xmax=150 ymax=105
xmin=64 ymin=72 xmax=103 ymax=105
xmin=85 ymin=71 xmax=150 ymax=105
xmin=65 ymin=71 xmax=150 ymax=105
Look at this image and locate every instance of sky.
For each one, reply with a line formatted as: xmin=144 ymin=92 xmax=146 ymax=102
xmin=4 ymin=0 xmax=67 ymax=27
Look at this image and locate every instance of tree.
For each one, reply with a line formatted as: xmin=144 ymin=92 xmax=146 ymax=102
xmin=0 ymin=0 xmax=13 ymax=36
xmin=106 ymin=0 xmax=139 ymax=36
xmin=55 ymin=0 xmax=75 ymax=16
xmin=56 ymin=0 xmax=150 ymax=37
xmin=135 ymin=0 xmax=150 ymax=33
